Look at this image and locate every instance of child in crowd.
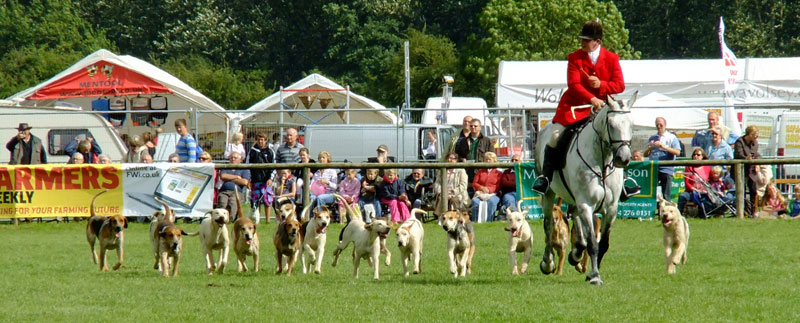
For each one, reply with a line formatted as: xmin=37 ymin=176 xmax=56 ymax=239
xmin=225 ymin=132 xmax=246 ymax=159
xmin=758 ymin=183 xmax=786 ymax=218
xmin=786 ymin=185 xmax=800 ymax=219
xmin=707 ymin=166 xmax=735 ymax=203
xmin=337 ymin=169 xmax=361 ymax=224
xmin=378 ymin=169 xmax=410 ymax=223
xmin=273 ymin=169 xmax=296 ymax=203
xmin=359 ymin=169 xmax=382 ymax=223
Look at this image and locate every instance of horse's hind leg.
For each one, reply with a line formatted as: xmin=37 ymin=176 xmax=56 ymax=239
xmin=597 ymin=211 xmax=616 ymax=268
xmin=539 ymin=192 xmax=557 ymax=275
xmin=575 ymin=204 xmax=603 ymax=285
xmin=568 ymin=205 xmax=586 ymax=267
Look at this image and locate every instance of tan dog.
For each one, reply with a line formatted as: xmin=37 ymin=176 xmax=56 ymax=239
xmin=85 ymin=190 xmax=127 ymax=271
xmin=504 ymin=200 xmax=533 ymax=275
xmin=300 ymin=204 xmax=331 ymax=274
xmin=275 ymin=197 xmax=297 ymax=222
xmin=149 ymin=197 xmax=176 ymax=271
xmin=393 ymin=209 xmax=426 ymax=277
xmin=658 ymin=196 xmax=690 ymax=274
xmin=197 ymin=208 xmax=230 ymax=275
xmin=152 ymin=205 xmax=193 ymax=277
xmin=441 ymin=209 xmax=475 ymax=278
xmin=274 ymin=217 xmax=303 ymax=275
xmin=331 ymin=194 xmax=392 ymax=280
xmin=549 ymin=198 xmax=569 ymax=275
xmin=233 ymin=191 xmax=259 ymax=272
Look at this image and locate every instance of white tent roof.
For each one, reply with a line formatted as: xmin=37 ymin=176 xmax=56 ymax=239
xmin=240 ymin=73 xmax=397 ymax=125
xmin=631 ymin=93 xmax=708 ymax=129
xmin=421 ymin=97 xmax=488 ymax=125
xmin=497 ymin=57 xmax=800 ymax=109
xmin=7 ymin=49 xmax=230 ymax=116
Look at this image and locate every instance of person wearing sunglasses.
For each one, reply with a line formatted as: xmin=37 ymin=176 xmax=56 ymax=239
xmin=678 ymin=148 xmax=711 ymax=213
xmin=705 ymin=126 xmax=734 ymax=161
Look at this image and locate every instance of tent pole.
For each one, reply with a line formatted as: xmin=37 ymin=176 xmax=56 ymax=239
xmin=346 ymin=85 xmax=350 ymax=124
xmin=279 ymin=86 xmax=284 ymax=125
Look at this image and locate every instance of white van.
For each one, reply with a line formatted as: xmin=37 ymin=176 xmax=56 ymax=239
xmin=0 ymin=103 xmax=127 ymax=164
xmin=421 ymin=97 xmax=488 ymax=126
xmin=303 ymin=124 xmax=457 ymax=162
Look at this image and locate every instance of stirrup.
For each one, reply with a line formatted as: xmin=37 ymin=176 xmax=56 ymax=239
xmin=531 ymin=176 xmax=550 ymax=194
xmin=620 ymin=178 xmax=641 ymax=202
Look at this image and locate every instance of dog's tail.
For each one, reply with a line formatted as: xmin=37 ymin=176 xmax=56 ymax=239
xmin=333 ymin=193 xmax=361 ymax=222
xmin=299 ymin=201 xmax=313 ymax=223
xmin=154 ymin=196 xmax=173 ymax=222
xmin=90 ymin=190 xmax=110 ymax=218
xmin=410 ymin=208 xmax=426 ymax=223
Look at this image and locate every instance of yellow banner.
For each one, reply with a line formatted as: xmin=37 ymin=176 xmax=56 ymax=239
xmin=0 ymin=164 xmax=123 ymax=219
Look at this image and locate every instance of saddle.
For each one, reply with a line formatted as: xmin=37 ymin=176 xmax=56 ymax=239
xmin=551 ymin=118 xmax=591 ymax=171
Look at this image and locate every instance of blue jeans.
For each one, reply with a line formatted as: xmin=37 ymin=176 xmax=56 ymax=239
xmin=501 ymin=192 xmax=518 ymax=212
xmin=311 ymin=193 xmax=336 ymax=215
xmin=472 ymin=195 xmax=500 ymax=222
xmin=358 ymin=198 xmax=382 ymax=223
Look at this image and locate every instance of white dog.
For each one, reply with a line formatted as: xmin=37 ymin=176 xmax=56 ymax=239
xmin=393 ymin=209 xmax=426 ymax=277
xmin=331 ymin=194 xmax=392 ymax=280
xmin=441 ymin=209 xmax=475 ymax=278
xmin=196 ymin=208 xmax=230 ymax=275
xmin=504 ymin=201 xmax=533 ymax=275
xmin=300 ymin=203 xmax=331 ymax=274
xmin=658 ymin=196 xmax=689 ymax=274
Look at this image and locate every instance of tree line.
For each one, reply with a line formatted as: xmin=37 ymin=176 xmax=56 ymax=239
xmin=2 ymin=0 xmax=799 ymax=110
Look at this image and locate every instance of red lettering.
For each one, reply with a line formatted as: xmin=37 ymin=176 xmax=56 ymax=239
xmin=34 ymin=167 xmax=63 ymax=190
xmin=14 ymin=167 xmax=33 ymax=190
xmin=0 ymin=168 xmax=11 ymax=190
xmin=81 ymin=167 xmax=100 ymax=189
xmin=63 ymin=167 xmax=81 ymax=189
xmin=100 ymin=167 xmax=120 ymax=189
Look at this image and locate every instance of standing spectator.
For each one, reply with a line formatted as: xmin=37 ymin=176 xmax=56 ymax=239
xmin=442 ymin=152 xmax=470 ymax=211
xmin=142 ymin=131 xmax=156 ymax=157
xmin=359 ymin=168 xmax=382 ymax=223
xmin=309 ymin=151 xmax=339 ymax=213
xmin=68 ymin=152 xmax=84 ymax=164
xmin=6 ymin=123 xmax=46 ymax=164
xmin=455 ymin=118 xmax=493 ymax=190
xmin=124 ymin=135 xmax=148 ymax=163
xmin=692 ymin=111 xmax=739 ymax=149
xmin=705 ymin=126 xmax=734 ymax=161
xmin=98 ymin=154 xmax=112 ymax=164
xmin=449 ymin=115 xmax=473 ymax=161
xmin=269 ymin=132 xmax=281 ymax=156
xmin=225 ymin=132 xmax=246 ymax=159
xmin=246 ymin=132 xmax=275 ymax=223
xmin=644 ymin=117 xmax=681 ymax=198
xmin=379 ymin=169 xmax=410 ymax=223
xmin=404 ymin=168 xmax=434 ymax=209
xmin=141 ymin=154 xmax=153 ymax=164
xmin=65 ymin=137 xmax=102 ymax=164
xmin=422 ymin=130 xmax=437 ymax=159
xmin=216 ymin=152 xmax=250 ymax=220
xmin=734 ymin=125 xmax=760 ymax=216
xmin=678 ymin=148 xmax=711 ymax=213
xmin=174 ymin=118 xmax=200 ymax=162
xmin=471 ymin=152 xmax=503 ymax=222
xmin=276 ymin=127 xmax=304 ymax=163
xmin=337 ymin=168 xmax=361 ymax=224
xmin=498 ymin=153 xmax=522 ymax=212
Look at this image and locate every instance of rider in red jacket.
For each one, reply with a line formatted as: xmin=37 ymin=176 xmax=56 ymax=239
xmin=532 ymin=20 xmax=639 ymax=200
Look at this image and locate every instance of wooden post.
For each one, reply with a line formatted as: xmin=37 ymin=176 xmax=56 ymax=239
xmin=437 ymin=167 xmax=448 ymax=217
xmin=302 ymin=166 xmax=310 ymax=209
xmin=734 ymin=163 xmax=745 ymax=219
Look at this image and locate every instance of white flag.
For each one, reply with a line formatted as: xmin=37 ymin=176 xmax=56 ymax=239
xmin=718 ymin=17 xmax=743 ymax=138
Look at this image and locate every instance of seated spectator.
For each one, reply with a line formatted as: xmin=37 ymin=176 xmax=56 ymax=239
xmin=225 ymin=132 xmax=246 ymax=159
xmin=404 ymin=168 xmax=434 ymax=210
xmin=498 ymin=153 xmax=521 ymax=212
xmin=678 ymin=148 xmax=711 ymax=213
xmin=337 ymin=168 xmax=361 ymax=224
xmin=758 ymin=183 xmax=786 ymax=218
xmin=751 ymin=164 xmax=773 ymax=203
xmin=65 ymin=136 xmax=102 ymax=164
xmin=216 ymin=152 xmax=250 ymax=220
xmin=786 ymin=185 xmax=800 ymax=219
xmin=705 ymin=126 xmax=734 ymax=161
xmin=358 ymin=168 xmax=382 ymax=223
xmin=167 ymin=153 xmax=180 ymax=163
xmin=471 ymin=152 xmax=502 ymax=222
xmin=273 ymin=169 xmax=296 ymax=221
xmin=707 ymin=166 xmax=735 ymax=204
xmin=379 ymin=168 xmax=410 ymax=223
xmin=141 ymin=153 xmax=153 ymax=164
xmin=199 ymin=152 xmax=218 ymax=202
xmin=293 ymin=147 xmax=315 ymax=187
xmin=98 ymin=154 xmax=111 ymax=164
xmin=309 ymin=151 xmax=339 ymax=213
xmin=441 ymin=152 xmax=470 ymax=211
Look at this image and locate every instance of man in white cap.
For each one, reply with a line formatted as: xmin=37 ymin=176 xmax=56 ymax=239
xmin=6 ymin=123 xmax=46 ymax=164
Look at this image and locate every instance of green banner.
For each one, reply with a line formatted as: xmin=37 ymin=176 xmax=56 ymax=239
xmin=515 ymin=161 xmax=658 ymax=220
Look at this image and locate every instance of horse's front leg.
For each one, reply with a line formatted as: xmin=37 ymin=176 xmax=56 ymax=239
xmin=568 ymin=204 xmax=586 ymax=267
xmin=597 ymin=205 xmax=617 ymax=268
xmin=576 ymin=203 xmax=602 ymax=285
xmin=539 ymin=192 xmax=556 ymax=275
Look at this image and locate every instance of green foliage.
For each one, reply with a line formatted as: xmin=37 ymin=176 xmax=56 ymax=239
xmin=0 ymin=47 xmax=87 ymax=97
xmin=462 ymin=0 xmax=640 ymax=103
xmin=381 ymin=29 xmax=461 ymax=108
xmin=156 ymin=55 xmax=272 ymax=110
xmin=1 ymin=218 xmax=799 ymax=320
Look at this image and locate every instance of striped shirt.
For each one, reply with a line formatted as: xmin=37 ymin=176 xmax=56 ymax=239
xmin=276 ymin=142 xmax=304 ymax=163
xmin=176 ymin=134 xmax=199 ymax=162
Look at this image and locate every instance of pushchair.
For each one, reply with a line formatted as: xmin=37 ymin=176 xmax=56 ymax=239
xmin=687 ymin=170 xmax=738 ymax=218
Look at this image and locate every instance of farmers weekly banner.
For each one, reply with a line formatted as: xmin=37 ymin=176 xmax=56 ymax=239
xmin=515 ymin=161 xmax=658 ymax=220
xmin=0 ymin=163 xmax=214 ymax=219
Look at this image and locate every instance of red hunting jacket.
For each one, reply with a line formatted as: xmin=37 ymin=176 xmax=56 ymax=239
xmin=552 ymin=47 xmax=625 ymax=126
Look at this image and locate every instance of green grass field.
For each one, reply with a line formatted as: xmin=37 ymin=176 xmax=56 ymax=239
xmin=1 ymin=217 xmax=799 ymax=322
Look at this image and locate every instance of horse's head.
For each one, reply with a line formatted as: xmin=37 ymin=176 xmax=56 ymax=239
xmin=601 ymin=91 xmax=637 ymax=168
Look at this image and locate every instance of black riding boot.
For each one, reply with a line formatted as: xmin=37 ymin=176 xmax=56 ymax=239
xmin=532 ymin=146 xmax=556 ymax=194
xmin=619 ymin=177 xmax=641 ymax=202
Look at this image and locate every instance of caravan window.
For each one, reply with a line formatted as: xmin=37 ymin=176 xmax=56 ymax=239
xmin=48 ymin=129 xmax=93 ymax=156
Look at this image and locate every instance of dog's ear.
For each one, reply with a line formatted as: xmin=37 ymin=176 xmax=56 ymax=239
xmin=364 ymin=223 xmax=372 ymax=230
xmin=389 ymin=222 xmax=399 ymax=231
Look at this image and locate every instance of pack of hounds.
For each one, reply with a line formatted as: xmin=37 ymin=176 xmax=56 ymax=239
xmin=85 ymin=190 xmax=690 ymax=279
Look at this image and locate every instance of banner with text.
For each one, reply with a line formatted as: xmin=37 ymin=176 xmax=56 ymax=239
xmin=0 ymin=163 xmax=215 ymax=219
xmin=515 ymin=161 xmax=658 ymax=220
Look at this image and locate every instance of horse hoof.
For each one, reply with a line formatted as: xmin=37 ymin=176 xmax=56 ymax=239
xmin=589 ymin=277 xmax=603 ymax=285
xmin=568 ymin=250 xmax=581 ymax=266
xmin=539 ymin=260 xmax=555 ymax=275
